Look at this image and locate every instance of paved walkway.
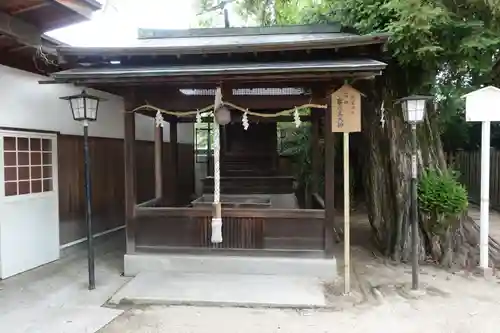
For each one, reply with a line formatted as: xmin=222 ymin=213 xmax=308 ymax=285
xmin=0 ymin=233 xmax=129 ymax=333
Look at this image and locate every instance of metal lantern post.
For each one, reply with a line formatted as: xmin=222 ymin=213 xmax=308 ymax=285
xmin=396 ymin=95 xmax=432 ymax=290
xmin=60 ymin=90 xmax=105 ymax=290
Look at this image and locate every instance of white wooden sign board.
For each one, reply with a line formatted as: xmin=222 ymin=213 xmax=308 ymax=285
xmin=461 ymin=85 xmax=500 ymax=271
xmin=462 ymin=86 xmax=500 ymax=122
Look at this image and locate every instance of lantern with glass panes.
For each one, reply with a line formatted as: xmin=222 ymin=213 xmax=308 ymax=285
xmin=60 ymin=90 xmax=105 ymax=122
xmin=397 ymin=95 xmax=432 ymax=124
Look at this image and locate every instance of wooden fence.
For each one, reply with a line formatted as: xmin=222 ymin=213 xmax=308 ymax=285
xmin=447 ymin=150 xmax=500 ymax=208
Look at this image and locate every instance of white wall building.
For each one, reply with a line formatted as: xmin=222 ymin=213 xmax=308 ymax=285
xmin=0 ymin=64 xmax=194 ymax=278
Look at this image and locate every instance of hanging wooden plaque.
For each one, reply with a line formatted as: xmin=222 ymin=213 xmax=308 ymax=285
xmin=331 ymin=84 xmax=362 ymax=133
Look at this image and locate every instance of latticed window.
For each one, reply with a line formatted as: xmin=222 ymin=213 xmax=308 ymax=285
xmin=3 ymin=136 xmax=53 ymax=196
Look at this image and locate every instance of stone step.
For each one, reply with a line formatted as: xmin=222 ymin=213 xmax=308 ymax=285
xmin=264 ymin=237 xmax=324 ymax=250
xmin=124 ymin=253 xmax=337 ymax=280
xmin=109 ymin=272 xmax=327 ymax=308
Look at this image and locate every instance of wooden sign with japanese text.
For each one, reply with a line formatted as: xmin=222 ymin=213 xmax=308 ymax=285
xmin=331 ymin=84 xmax=362 ymax=132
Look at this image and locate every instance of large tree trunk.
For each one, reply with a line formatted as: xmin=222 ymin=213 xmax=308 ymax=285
xmin=359 ymin=77 xmax=500 ymax=269
xmin=360 ymin=78 xmax=424 ymax=262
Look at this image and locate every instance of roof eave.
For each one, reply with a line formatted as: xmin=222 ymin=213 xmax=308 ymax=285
xmin=56 ymin=33 xmax=390 ymax=59
xmin=48 ymin=60 xmax=387 ymax=85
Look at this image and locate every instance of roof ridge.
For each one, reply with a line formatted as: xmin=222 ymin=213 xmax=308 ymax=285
xmin=138 ymin=24 xmax=343 ymax=40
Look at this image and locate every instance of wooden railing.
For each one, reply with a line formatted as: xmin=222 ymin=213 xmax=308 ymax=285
xmin=133 ymin=205 xmax=324 ymax=252
xmin=312 ymin=192 xmax=325 ymax=209
xmin=136 ymin=197 xmax=163 ymax=208
xmin=311 ymin=192 xmax=342 ymax=242
xmin=202 ymin=176 xmax=295 ymax=194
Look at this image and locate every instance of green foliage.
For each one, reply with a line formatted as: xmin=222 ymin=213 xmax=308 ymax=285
xmin=193 ymin=0 xmax=225 ymax=28
xmin=418 ymin=168 xmax=468 ymax=229
xmin=227 ymin=0 xmax=500 ymax=149
xmin=279 ymin=122 xmax=326 ymax=197
xmin=279 ymin=123 xmax=313 ymax=186
xmin=304 ymin=0 xmax=500 ymax=93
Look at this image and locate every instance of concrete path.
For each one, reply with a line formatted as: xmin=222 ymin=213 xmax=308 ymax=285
xmin=0 ymin=233 xmax=129 ymax=333
xmin=109 ymin=272 xmax=326 ymax=308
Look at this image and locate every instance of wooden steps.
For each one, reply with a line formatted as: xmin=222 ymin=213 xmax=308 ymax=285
xmin=202 ymin=176 xmax=294 ymax=194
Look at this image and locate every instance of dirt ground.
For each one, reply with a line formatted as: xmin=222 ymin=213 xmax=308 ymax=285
xmin=95 ymin=208 xmax=500 ymax=333
xmin=99 ymin=243 xmax=500 ymax=333
xmin=3 ymin=209 xmax=500 ymax=333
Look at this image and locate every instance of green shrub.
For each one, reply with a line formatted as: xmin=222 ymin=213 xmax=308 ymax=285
xmin=418 ymin=168 xmax=468 ymax=230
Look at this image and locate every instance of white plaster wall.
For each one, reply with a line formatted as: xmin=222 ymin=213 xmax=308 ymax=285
xmin=0 ymin=64 xmax=194 ymax=143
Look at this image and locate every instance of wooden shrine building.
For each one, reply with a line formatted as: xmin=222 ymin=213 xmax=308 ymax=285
xmin=46 ymin=24 xmax=388 ymax=273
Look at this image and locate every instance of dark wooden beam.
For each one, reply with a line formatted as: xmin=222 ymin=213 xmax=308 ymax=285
xmin=63 ymin=72 xmax=378 ymax=87
xmin=49 ymin=0 xmax=99 ymax=19
xmin=7 ymin=44 xmax=31 ymax=53
xmin=169 ymin=120 xmax=179 ymax=205
xmin=0 ymin=11 xmax=46 ymax=51
xmin=135 ymin=206 xmax=325 ymax=219
xmin=310 ymin=106 xmax=321 ymax=206
xmin=324 ymin=89 xmax=336 ymax=258
xmin=124 ymin=95 xmax=137 ymax=254
xmin=11 ymin=3 xmax=50 ymax=15
xmin=88 ymin=79 xmax=345 ymax=94
xmin=0 ymin=48 xmax=54 ymax=74
xmin=139 ymin=93 xmax=326 ymax=111
xmin=132 ymin=81 xmax=333 ymax=91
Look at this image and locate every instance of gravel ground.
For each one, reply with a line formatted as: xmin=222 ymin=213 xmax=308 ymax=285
xmin=99 ymin=295 xmax=499 ymax=333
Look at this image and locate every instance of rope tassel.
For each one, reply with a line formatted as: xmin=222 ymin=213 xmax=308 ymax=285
xmin=196 ymin=110 xmax=202 ymax=124
xmin=293 ymin=107 xmax=301 ymax=128
xmin=155 ymin=110 xmax=164 ymax=127
xmin=211 ymin=218 xmax=222 ymax=243
xmin=242 ymin=110 xmax=249 ymax=130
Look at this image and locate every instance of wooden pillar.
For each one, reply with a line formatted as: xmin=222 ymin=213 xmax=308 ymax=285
xmin=310 ymin=108 xmax=321 ymax=202
xmin=170 ymin=120 xmax=179 ymax=205
xmin=154 ymin=124 xmax=163 ymax=199
xmin=324 ymin=91 xmax=335 ymax=257
xmin=124 ymin=100 xmax=136 ymax=254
